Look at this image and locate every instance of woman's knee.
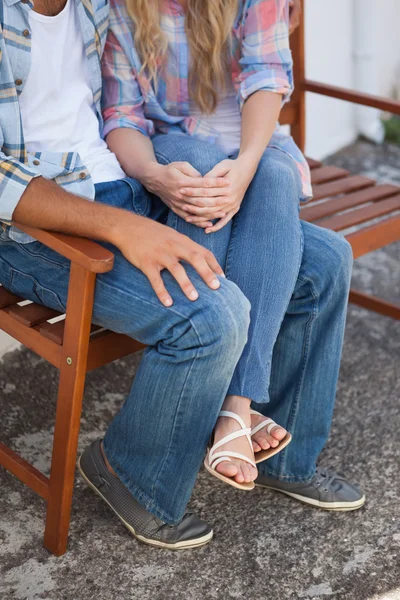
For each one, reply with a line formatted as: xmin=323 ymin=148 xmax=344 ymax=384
xmin=153 ymin=135 xmax=227 ymax=176
xmin=248 ymin=150 xmax=301 ymax=216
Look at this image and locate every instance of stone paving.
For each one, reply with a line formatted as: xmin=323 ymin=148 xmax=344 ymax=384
xmin=0 ymin=141 xmax=399 ymax=600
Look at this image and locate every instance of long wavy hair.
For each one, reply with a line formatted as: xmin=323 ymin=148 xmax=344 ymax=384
xmin=126 ymin=0 xmax=238 ymax=114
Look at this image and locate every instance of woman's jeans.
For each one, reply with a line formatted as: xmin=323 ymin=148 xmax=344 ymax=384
xmin=152 ymin=133 xmax=353 ymax=483
xmin=0 ymin=136 xmax=352 ymax=522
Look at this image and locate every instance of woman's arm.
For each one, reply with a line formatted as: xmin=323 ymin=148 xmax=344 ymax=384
xmin=180 ymin=0 xmax=292 ymax=232
xmin=102 ymin=25 xmax=229 ymax=227
xmin=238 ymin=90 xmax=282 ymax=177
xmin=181 ymin=90 xmax=282 ymax=232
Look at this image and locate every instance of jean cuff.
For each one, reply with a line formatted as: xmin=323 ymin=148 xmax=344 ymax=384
xmin=102 ymin=438 xmax=182 ymax=525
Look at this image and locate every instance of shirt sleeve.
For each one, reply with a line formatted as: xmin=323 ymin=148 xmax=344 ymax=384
xmin=101 ymin=28 xmax=155 ymax=138
xmin=0 ymin=128 xmax=39 ymax=223
xmin=236 ymin=0 xmax=294 ymax=109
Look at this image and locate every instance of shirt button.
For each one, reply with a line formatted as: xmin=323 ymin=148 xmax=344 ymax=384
xmin=79 ymin=172 xmax=87 ymax=179
xmin=33 ymin=159 xmax=40 ymax=166
xmin=23 ymin=29 xmax=30 ymax=37
xmin=15 ymin=79 xmax=23 ymax=86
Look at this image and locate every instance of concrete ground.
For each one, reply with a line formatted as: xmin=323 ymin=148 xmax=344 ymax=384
xmin=0 ymin=141 xmax=399 ymax=600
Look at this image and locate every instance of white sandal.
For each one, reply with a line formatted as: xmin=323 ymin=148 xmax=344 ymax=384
xmin=204 ymin=410 xmax=256 ymax=491
xmin=250 ymin=410 xmax=292 ymax=465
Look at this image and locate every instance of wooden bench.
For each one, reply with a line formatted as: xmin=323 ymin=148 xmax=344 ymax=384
xmin=1 ymin=0 xmax=400 ymax=557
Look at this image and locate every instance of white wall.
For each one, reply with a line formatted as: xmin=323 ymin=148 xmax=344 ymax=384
xmin=303 ymin=0 xmax=400 ymax=159
xmin=304 ymin=0 xmax=357 ymax=159
xmin=376 ymin=0 xmax=400 ymax=98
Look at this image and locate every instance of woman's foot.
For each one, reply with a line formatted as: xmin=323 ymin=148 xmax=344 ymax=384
xmin=250 ymin=412 xmax=287 ymax=453
xmin=212 ymin=396 xmax=258 ymax=484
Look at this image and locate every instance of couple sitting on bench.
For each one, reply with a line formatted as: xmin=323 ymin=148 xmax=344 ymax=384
xmin=0 ymin=0 xmax=364 ymax=550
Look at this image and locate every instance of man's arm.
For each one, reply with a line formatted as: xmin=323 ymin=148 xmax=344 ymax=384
xmin=11 ymin=177 xmax=224 ymax=306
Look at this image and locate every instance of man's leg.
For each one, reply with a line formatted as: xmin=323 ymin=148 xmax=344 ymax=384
xmin=255 ymin=222 xmax=364 ymax=509
xmin=0 ymin=185 xmax=250 ymax=526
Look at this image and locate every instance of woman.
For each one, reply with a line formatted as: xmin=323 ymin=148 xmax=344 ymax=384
xmin=101 ymin=0 xmax=312 ymax=490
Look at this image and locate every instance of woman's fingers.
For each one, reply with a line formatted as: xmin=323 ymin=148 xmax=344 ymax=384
xmin=183 ymin=203 xmax=227 ymax=217
xmin=179 ymin=177 xmax=230 ymax=190
xmin=174 ymin=162 xmax=201 ymax=178
xmin=205 ymin=210 xmax=236 ymax=234
xmin=180 ymin=186 xmax=231 ymax=199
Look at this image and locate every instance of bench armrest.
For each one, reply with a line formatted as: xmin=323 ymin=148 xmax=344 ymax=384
xmin=13 ymin=223 xmax=115 ymax=273
xmin=302 ymin=80 xmax=400 ymax=116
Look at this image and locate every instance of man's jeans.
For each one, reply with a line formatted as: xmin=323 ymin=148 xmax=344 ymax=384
xmin=0 ymin=138 xmax=352 ymax=521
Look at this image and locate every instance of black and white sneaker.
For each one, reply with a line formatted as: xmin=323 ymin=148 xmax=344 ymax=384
xmin=256 ymin=466 xmax=365 ymax=511
xmin=79 ymin=440 xmax=213 ymax=550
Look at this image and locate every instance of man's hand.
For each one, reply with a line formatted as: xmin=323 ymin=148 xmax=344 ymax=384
xmin=143 ymin=161 xmax=230 ymax=228
xmin=114 ymin=214 xmax=224 ymax=306
xmin=289 ymin=0 xmax=302 ymax=35
xmin=14 ymin=177 xmax=224 ymax=307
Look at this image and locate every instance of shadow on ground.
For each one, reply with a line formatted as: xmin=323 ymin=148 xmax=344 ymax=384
xmin=0 ymin=141 xmax=399 ymax=600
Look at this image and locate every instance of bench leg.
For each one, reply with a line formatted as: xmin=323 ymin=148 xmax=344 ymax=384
xmin=43 ymin=265 xmax=96 ymax=556
xmin=349 ymin=289 xmax=400 ymax=320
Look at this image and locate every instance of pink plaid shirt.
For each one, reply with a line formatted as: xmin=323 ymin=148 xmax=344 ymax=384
xmin=102 ymin=0 xmax=312 ymax=199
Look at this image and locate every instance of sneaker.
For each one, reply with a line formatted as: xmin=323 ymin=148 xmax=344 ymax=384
xmin=256 ymin=466 xmax=365 ymax=511
xmin=78 ymin=440 xmax=213 ymax=549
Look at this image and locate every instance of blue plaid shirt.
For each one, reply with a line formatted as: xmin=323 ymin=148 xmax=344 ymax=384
xmin=0 ymin=0 xmax=109 ymax=242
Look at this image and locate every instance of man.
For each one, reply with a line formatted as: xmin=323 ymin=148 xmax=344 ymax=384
xmin=0 ymin=0 xmax=364 ymax=551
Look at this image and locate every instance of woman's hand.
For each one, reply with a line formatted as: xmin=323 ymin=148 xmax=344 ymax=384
xmin=181 ymin=157 xmax=256 ymax=233
xmin=143 ymin=161 xmax=231 ymax=228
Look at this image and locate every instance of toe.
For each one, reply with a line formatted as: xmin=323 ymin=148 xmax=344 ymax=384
xmin=252 ymin=440 xmax=262 ymax=453
xmin=270 ymin=426 xmax=287 ymax=442
xmin=216 ymin=461 xmax=239 ymax=479
xmin=253 ymin=432 xmax=271 ymax=451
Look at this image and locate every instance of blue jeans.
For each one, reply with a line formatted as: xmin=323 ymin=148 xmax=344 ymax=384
xmin=0 ymin=180 xmax=250 ymax=524
xmin=0 ymin=136 xmax=352 ymax=519
xmin=152 ymin=133 xmax=353 ymax=482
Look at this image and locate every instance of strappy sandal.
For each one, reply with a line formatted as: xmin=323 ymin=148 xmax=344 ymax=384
xmin=204 ymin=410 xmax=256 ymax=491
xmin=250 ymin=410 xmax=292 ymax=465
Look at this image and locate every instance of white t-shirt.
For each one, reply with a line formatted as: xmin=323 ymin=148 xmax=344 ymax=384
xmin=18 ymin=0 xmax=125 ymax=184
xmin=190 ymin=79 xmax=242 ymax=156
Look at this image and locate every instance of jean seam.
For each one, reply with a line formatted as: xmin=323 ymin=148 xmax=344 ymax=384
xmin=273 ymin=273 xmax=320 ymax=478
xmin=226 ymin=207 xmax=304 ymax=404
xmin=149 ymin=347 xmax=200 ymax=509
xmin=2 ymin=241 xmax=69 ymax=271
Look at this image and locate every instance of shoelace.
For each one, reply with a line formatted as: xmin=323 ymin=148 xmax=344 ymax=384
xmin=313 ymin=467 xmax=344 ymax=493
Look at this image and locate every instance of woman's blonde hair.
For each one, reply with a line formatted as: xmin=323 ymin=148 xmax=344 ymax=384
xmin=126 ymin=0 xmax=238 ymax=114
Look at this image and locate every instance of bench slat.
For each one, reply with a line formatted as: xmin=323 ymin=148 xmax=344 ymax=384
xmin=320 ymin=195 xmax=400 ymax=231
xmin=300 ymin=184 xmax=399 ymax=222
xmin=311 ymin=175 xmax=375 ymax=201
xmin=0 ymin=286 xmax=22 ymax=309
xmin=306 ymin=157 xmax=322 ymax=169
xmin=39 ymin=320 xmax=103 ymax=346
xmin=310 ymin=166 xmax=348 ymax=185
xmin=8 ymin=303 xmax=61 ymax=327
xmin=346 ymin=214 xmax=400 ymax=258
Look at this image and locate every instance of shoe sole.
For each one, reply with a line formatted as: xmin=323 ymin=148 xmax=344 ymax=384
xmin=78 ymin=456 xmax=213 ymax=550
xmin=256 ymin=482 xmax=366 ymax=511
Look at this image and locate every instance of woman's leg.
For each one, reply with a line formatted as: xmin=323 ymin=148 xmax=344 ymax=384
xmin=151 ymin=134 xmax=258 ymax=483
xmin=225 ymin=148 xmax=304 ymax=405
